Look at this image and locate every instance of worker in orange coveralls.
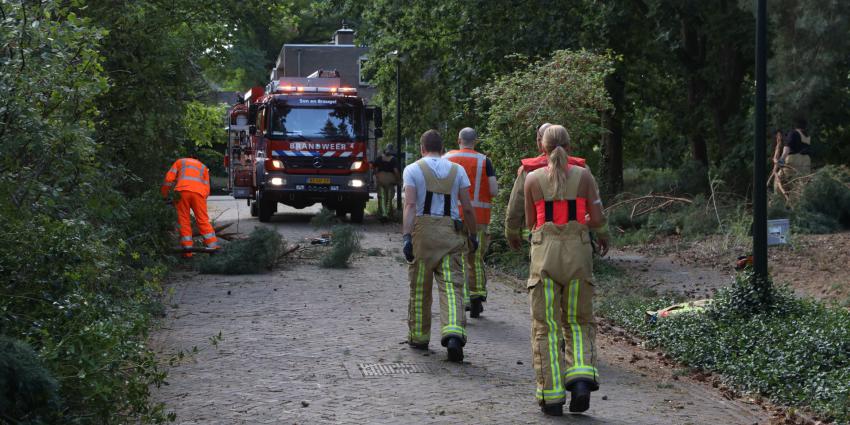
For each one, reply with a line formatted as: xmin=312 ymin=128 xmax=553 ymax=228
xmin=161 ymin=155 xmax=218 ymax=258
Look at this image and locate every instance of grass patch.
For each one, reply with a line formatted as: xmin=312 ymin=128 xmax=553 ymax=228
xmin=364 ymin=247 xmax=383 ymax=256
xmin=596 ymin=264 xmax=850 ymax=422
xmin=197 ymin=227 xmax=283 ymax=274
xmin=320 ymin=225 xmax=361 ymax=268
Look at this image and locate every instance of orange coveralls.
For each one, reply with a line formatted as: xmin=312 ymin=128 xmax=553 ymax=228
xmin=161 ymin=158 xmax=217 ymax=257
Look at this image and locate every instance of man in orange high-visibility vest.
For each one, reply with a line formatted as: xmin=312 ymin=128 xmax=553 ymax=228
xmin=444 ymin=127 xmax=498 ymax=318
xmin=161 ymin=155 xmax=218 ymax=258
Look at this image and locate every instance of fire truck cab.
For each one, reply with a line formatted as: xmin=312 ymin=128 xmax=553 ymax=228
xmin=225 ymin=70 xmax=382 ymax=223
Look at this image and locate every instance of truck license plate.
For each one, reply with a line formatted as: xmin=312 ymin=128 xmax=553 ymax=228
xmin=307 ymin=177 xmax=331 ymax=184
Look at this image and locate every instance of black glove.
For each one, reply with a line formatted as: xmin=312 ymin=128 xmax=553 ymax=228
xmin=403 ymin=234 xmax=414 ymax=262
xmin=469 ymin=234 xmax=479 ymax=252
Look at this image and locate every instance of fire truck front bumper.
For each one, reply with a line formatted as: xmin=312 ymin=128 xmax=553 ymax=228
xmin=261 ymin=173 xmax=371 ymax=204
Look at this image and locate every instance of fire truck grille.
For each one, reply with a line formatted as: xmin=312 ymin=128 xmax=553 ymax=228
xmin=283 ymin=156 xmax=350 ymax=170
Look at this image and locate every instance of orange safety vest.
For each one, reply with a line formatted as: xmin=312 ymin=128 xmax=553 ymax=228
xmin=444 ymin=148 xmax=492 ymax=224
xmin=521 ymin=153 xmax=586 ymax=173
xmin=532 ymin=166 xmax=589 ymax=229
xmin=161 ymin=158 xmax=211 ymax=198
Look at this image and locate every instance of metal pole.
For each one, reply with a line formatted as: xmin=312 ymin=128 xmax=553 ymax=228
xmin=753 ymin=0 xmax=768 ymax=282
xmin=395 ymin=57 xmax=402 ymax=212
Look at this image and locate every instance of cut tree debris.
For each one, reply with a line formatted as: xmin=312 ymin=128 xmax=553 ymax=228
xmin=605 ymin=193 xmax=693 ymax=220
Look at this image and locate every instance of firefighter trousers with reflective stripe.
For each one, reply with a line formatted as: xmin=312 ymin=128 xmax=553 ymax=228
xmin=376 ymin=172 xmax=396 ymax=217
xmin=528 ymin=222 xmax=598 ymax=406
xmin=175 ymin=190 xmax=218 ymax=258
xmin=407 ymin=216 xmax=467 ymax=346
xmin=462 ymin=226 xmax=490 ymax=304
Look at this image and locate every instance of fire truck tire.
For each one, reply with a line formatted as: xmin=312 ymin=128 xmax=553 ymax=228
xmin=250 ymin=201 xmax=259 ymax=217
xmin=257 ymin=193 xmax=275 ymax=223
xmin=350 ymin=204 xmax=365 ymax=223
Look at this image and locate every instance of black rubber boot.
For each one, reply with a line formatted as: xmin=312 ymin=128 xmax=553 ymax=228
xmin=470 ymin=298 xmax=484 ymax=318
xmin=408 ymin=341 xmax=428 ymax=350
xmin=541 ymin=403 xmax=564 ymax=416
xmin=446 ymin=337 xmax=464 ymax=362
xmin=569 ymin=380 xmax=591 ymax=413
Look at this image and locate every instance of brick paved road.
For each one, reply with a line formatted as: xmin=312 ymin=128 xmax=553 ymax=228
xmin=151 ymin=198 xmax=767 ymax=424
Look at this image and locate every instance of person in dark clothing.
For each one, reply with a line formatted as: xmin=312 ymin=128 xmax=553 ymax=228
xmin=777 ymin=117 xmax=812 ymax=199
xmin=373 ymin=143 xmax=401 ymax=221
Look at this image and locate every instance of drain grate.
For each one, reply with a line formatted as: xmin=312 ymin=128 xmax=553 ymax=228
xmin=356 ymin=362 xmax=433 ymax=377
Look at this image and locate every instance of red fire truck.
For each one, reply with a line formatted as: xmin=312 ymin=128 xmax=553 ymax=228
xmin=225 ymin=70 xmax=382 ymax=223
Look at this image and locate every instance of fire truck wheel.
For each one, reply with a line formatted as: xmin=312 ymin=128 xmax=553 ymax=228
xmin=350 ymin=204 xmax=365 ymax=223
xmin=257 ymin=194 xmax=275 ymax=223
xmin=250 ymin=201 xmax=259 ymax=217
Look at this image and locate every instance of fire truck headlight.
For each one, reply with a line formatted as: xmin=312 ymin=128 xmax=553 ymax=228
xmin=348 ymin=179 xmax=364 ymax=188
xmin=270 ymin=177 xmax=285 ymax=186
xmin=350 ymin=161 xmax=363 ymax=170
xmin=271 ymin=160 xmax=283 ymax=169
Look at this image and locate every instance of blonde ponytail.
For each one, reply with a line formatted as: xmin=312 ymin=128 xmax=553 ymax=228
xmin=548 ymin=145 xmax=568 ymax=191
xmin=541 ymin=125 xmax=572 ymax=197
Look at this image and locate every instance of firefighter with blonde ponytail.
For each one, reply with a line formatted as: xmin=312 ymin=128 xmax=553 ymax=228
xmin=522 ymin=124 xmax=609 ymax=416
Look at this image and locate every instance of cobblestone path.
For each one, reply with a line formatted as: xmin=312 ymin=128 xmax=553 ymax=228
xmin=151 ymin=198 xmax=767 ymax=424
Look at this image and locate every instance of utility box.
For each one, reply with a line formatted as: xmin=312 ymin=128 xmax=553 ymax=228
xmin=767 ymin=218 xmax=790 ymax=246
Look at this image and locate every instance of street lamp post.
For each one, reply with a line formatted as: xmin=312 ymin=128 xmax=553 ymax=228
xmin=753 ymin=0 xmax=768 ymax=283
xmin=391 ymin=51 xmax=403 ymax=212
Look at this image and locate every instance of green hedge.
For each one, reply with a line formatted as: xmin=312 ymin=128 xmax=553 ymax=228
xmin=597 ymin=272 xmax=850 ymax=422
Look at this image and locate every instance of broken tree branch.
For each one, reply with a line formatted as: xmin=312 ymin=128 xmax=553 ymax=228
xmin=605 ymin=194 xmax=694 ymax=214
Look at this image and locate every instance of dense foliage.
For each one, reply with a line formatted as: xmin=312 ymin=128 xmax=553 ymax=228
xmin=0 ymin=1 xmax=305 ymax=422
xmin=197 ymin=227 xmax=283 ymax=274
xmin=332 ymin=0 xmax=849 ymax=194
xmin=597 ymin=271 xmax=850 ymax=423
xmin=792 ymin=166 xmax=850 ymax=234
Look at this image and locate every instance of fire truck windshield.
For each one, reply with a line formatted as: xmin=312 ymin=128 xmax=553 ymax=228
xmin=270 ymin=105 xmax=361 ymax=140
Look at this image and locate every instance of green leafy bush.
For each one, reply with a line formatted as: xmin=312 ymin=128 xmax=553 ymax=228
xmin=320 ymin=225 xmax=361 ymax=269
xmin=197 ymin=227 xmax=283 ymax=274
xmin=793 ymin=166 xmax=850 ymax=234
xmin=598 ymin=271 xmax=850 ymax=422
xmin=0 ymin=337 xmax=60 ymax=424
xmin=622 ymin=167 xmax=679 ymax=195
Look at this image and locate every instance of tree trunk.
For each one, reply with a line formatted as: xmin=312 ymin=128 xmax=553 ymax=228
xmin=601 ymin=70 xmax=625 ymax=197
xmin=681 ymin=17 xmax=710 ymax=167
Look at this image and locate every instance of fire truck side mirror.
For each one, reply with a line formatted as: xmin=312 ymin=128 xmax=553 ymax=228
xmin=249 ymin=125 xmax=257 ymax=136
xmin=373 ymin=128 xmax=384 ymax=138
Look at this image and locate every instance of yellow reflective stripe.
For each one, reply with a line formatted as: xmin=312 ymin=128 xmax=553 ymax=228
xmin=535 ymin=388 xmax=567 ymax=398
xmin=442 ymin=256 xmax=457 ymax=328
xmin=412 ymin=262 xmax=425 ymax=340
xmin=544 ymin=278 xmax=563 ymax=393
xmin=460 ymin=255 xmax=470 ymax=304
xmin=564 ymin=366 xmax=598 ymax=379
xmin=474 ymin=230 xmax=485 ymax=292
xmin=568 ymin=279 xmax=584 ymax=367
xmin=441 ymin=325 xmax=465 ymax=336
